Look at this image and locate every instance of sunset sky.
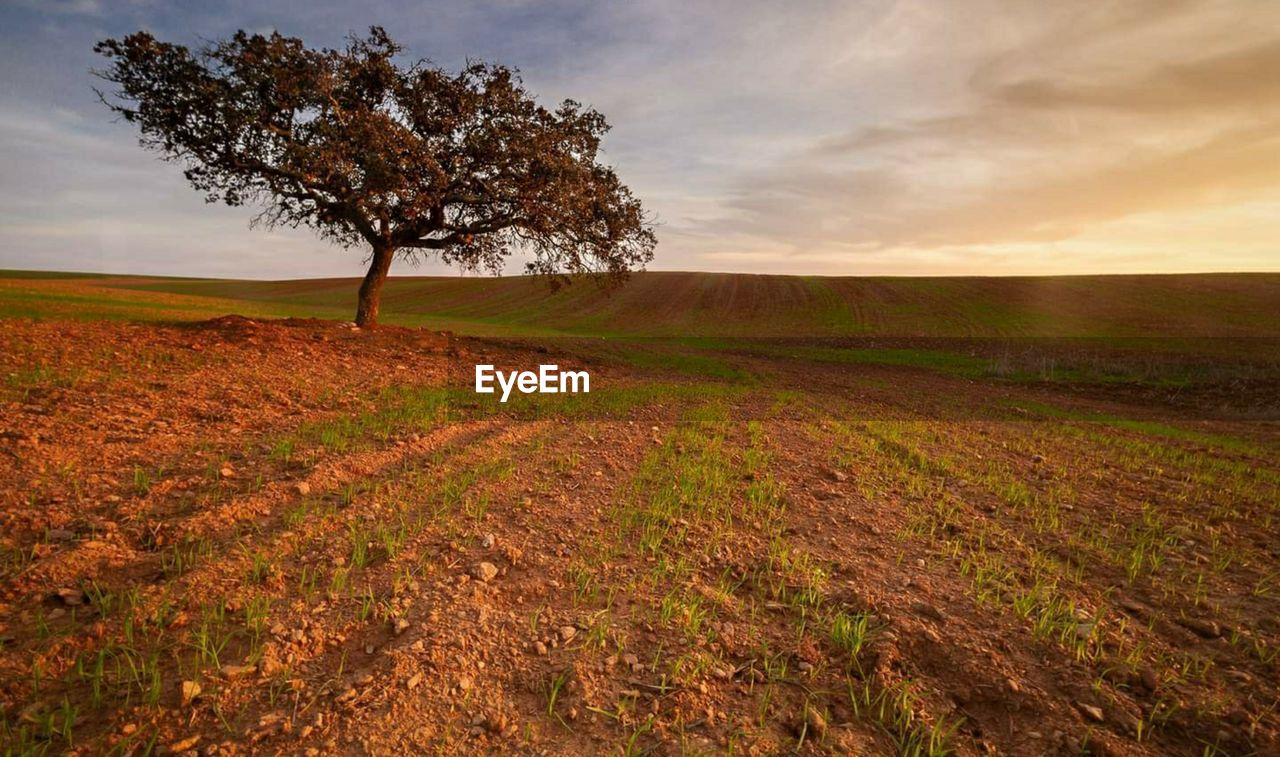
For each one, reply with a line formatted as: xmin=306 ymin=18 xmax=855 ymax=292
xmin=1 ymin=0 xmax=1277 ymax=278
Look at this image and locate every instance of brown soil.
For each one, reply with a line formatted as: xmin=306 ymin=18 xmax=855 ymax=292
xmin=1 ymin=317 xmax=1276 ymax=755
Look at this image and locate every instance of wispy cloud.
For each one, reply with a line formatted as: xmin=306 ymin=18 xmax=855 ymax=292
xmin=683 ymin=0 xmax=1280 ymax=271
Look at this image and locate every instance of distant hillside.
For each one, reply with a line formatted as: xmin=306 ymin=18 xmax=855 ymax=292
xmin=3 ymin=270 xmax=1278 ymax=337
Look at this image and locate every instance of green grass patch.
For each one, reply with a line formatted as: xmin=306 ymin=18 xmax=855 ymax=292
xmin=608 ymin=343 xmax=752 ymax=381
xmin=759 ymin=344 xmax=988 ymax=378
xmin=1009 ymin=399 xmax=1265 ymax=456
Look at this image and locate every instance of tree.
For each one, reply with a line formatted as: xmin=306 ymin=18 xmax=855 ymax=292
xmin=94 ymin=27 xmax=655 ymax=327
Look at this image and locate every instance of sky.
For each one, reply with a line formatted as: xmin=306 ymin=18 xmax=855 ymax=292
xmin=0 ymin=0 xmax=1277 ymax=279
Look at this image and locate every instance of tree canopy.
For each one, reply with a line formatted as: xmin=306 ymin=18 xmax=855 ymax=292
xmin=94 ymin=27 xmax=655 ymax=326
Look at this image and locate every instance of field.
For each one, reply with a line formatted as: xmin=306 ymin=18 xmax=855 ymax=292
xmin=1 ymin=270 xmax=1278 ymax=755
xmin=4 ymin=270 xmax=1279 ymax=337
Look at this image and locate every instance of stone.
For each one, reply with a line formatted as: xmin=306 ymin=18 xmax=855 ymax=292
xmin=910 ymin=601 xmax=946 ymax=623
xmin=1078 ymin=703 xmax=1104 ymax=723
xmin=181 ymin=680 xmax=202 ymax=706
xmin=393 ymin=618 xmax=411 ymax=636
xmin=558 ymin=625 xmax=577 ymax=643
xmin=533 ymin=641 xmax=548 ymax=656
xmin=1178 ymin=617 xmax=1222 ymax=639
xmin=472 ymin=562 xmax=499 ymax=582
xmin=221 ymin=664 xmax=254 ymax=680
xmin=487 ymin=711 xmax=510 ymax=734
xmin=1116 ymin=710 xmax=1142 ymax=736
xmin=259 ymin=645 xmax=285 ymax=676
xmin=294 ymin=481 xmax=311 ymax=496
xmin=168 ymin=735 xmax=201 ymax=753
xmin=55 ymin=587 xmax=84 ymax=606
xmin=805 ymin=707 xmax=828 ymax=736
xmin=407 ymin=672 xmax=423 ymax=690
xmin=257 ymin=712 xmax=283 ymax=730
xmin=829 ymin=469 xmax=849 ymax=483
xmin=481 ymin=533 xmax=496 ymax=549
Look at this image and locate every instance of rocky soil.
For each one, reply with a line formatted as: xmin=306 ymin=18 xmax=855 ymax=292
xmin=1 ymin=316 xmax=1277 ymax=755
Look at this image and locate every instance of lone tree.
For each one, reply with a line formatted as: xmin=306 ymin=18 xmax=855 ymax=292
xmin=94 ymin=27 xmax=655 ymax=327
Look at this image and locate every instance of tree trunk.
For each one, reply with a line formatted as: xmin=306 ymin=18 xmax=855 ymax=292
xmin=355 ymin=243 xmax=395 ymax=328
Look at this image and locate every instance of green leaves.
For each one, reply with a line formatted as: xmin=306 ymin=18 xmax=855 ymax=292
xmin=95 ymin=27 xmax=655 ymax=298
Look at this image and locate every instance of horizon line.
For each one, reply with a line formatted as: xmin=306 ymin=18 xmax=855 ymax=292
xmin=4 ymin=266 xmax=1280 ymax=283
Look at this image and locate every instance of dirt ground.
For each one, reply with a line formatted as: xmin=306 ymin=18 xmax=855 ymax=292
xmin=1 ymin=316 xmax=1277 ymax=755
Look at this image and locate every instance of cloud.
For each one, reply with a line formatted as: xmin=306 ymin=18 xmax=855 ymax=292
xmin=708 ymin=119 xmax=1280 ymax=252
xmin=14 ymin=0 xmax=104 ymax=15
xmin=0 ymin=0 xmax=1277 ymax=277
xmin=886 ymin=121 xmax=1280 ymax=247
xmin=687 ymin=0 xmax=1280 ymax=267
xmin=988 ymin=40 xmax=1280 ymax=114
